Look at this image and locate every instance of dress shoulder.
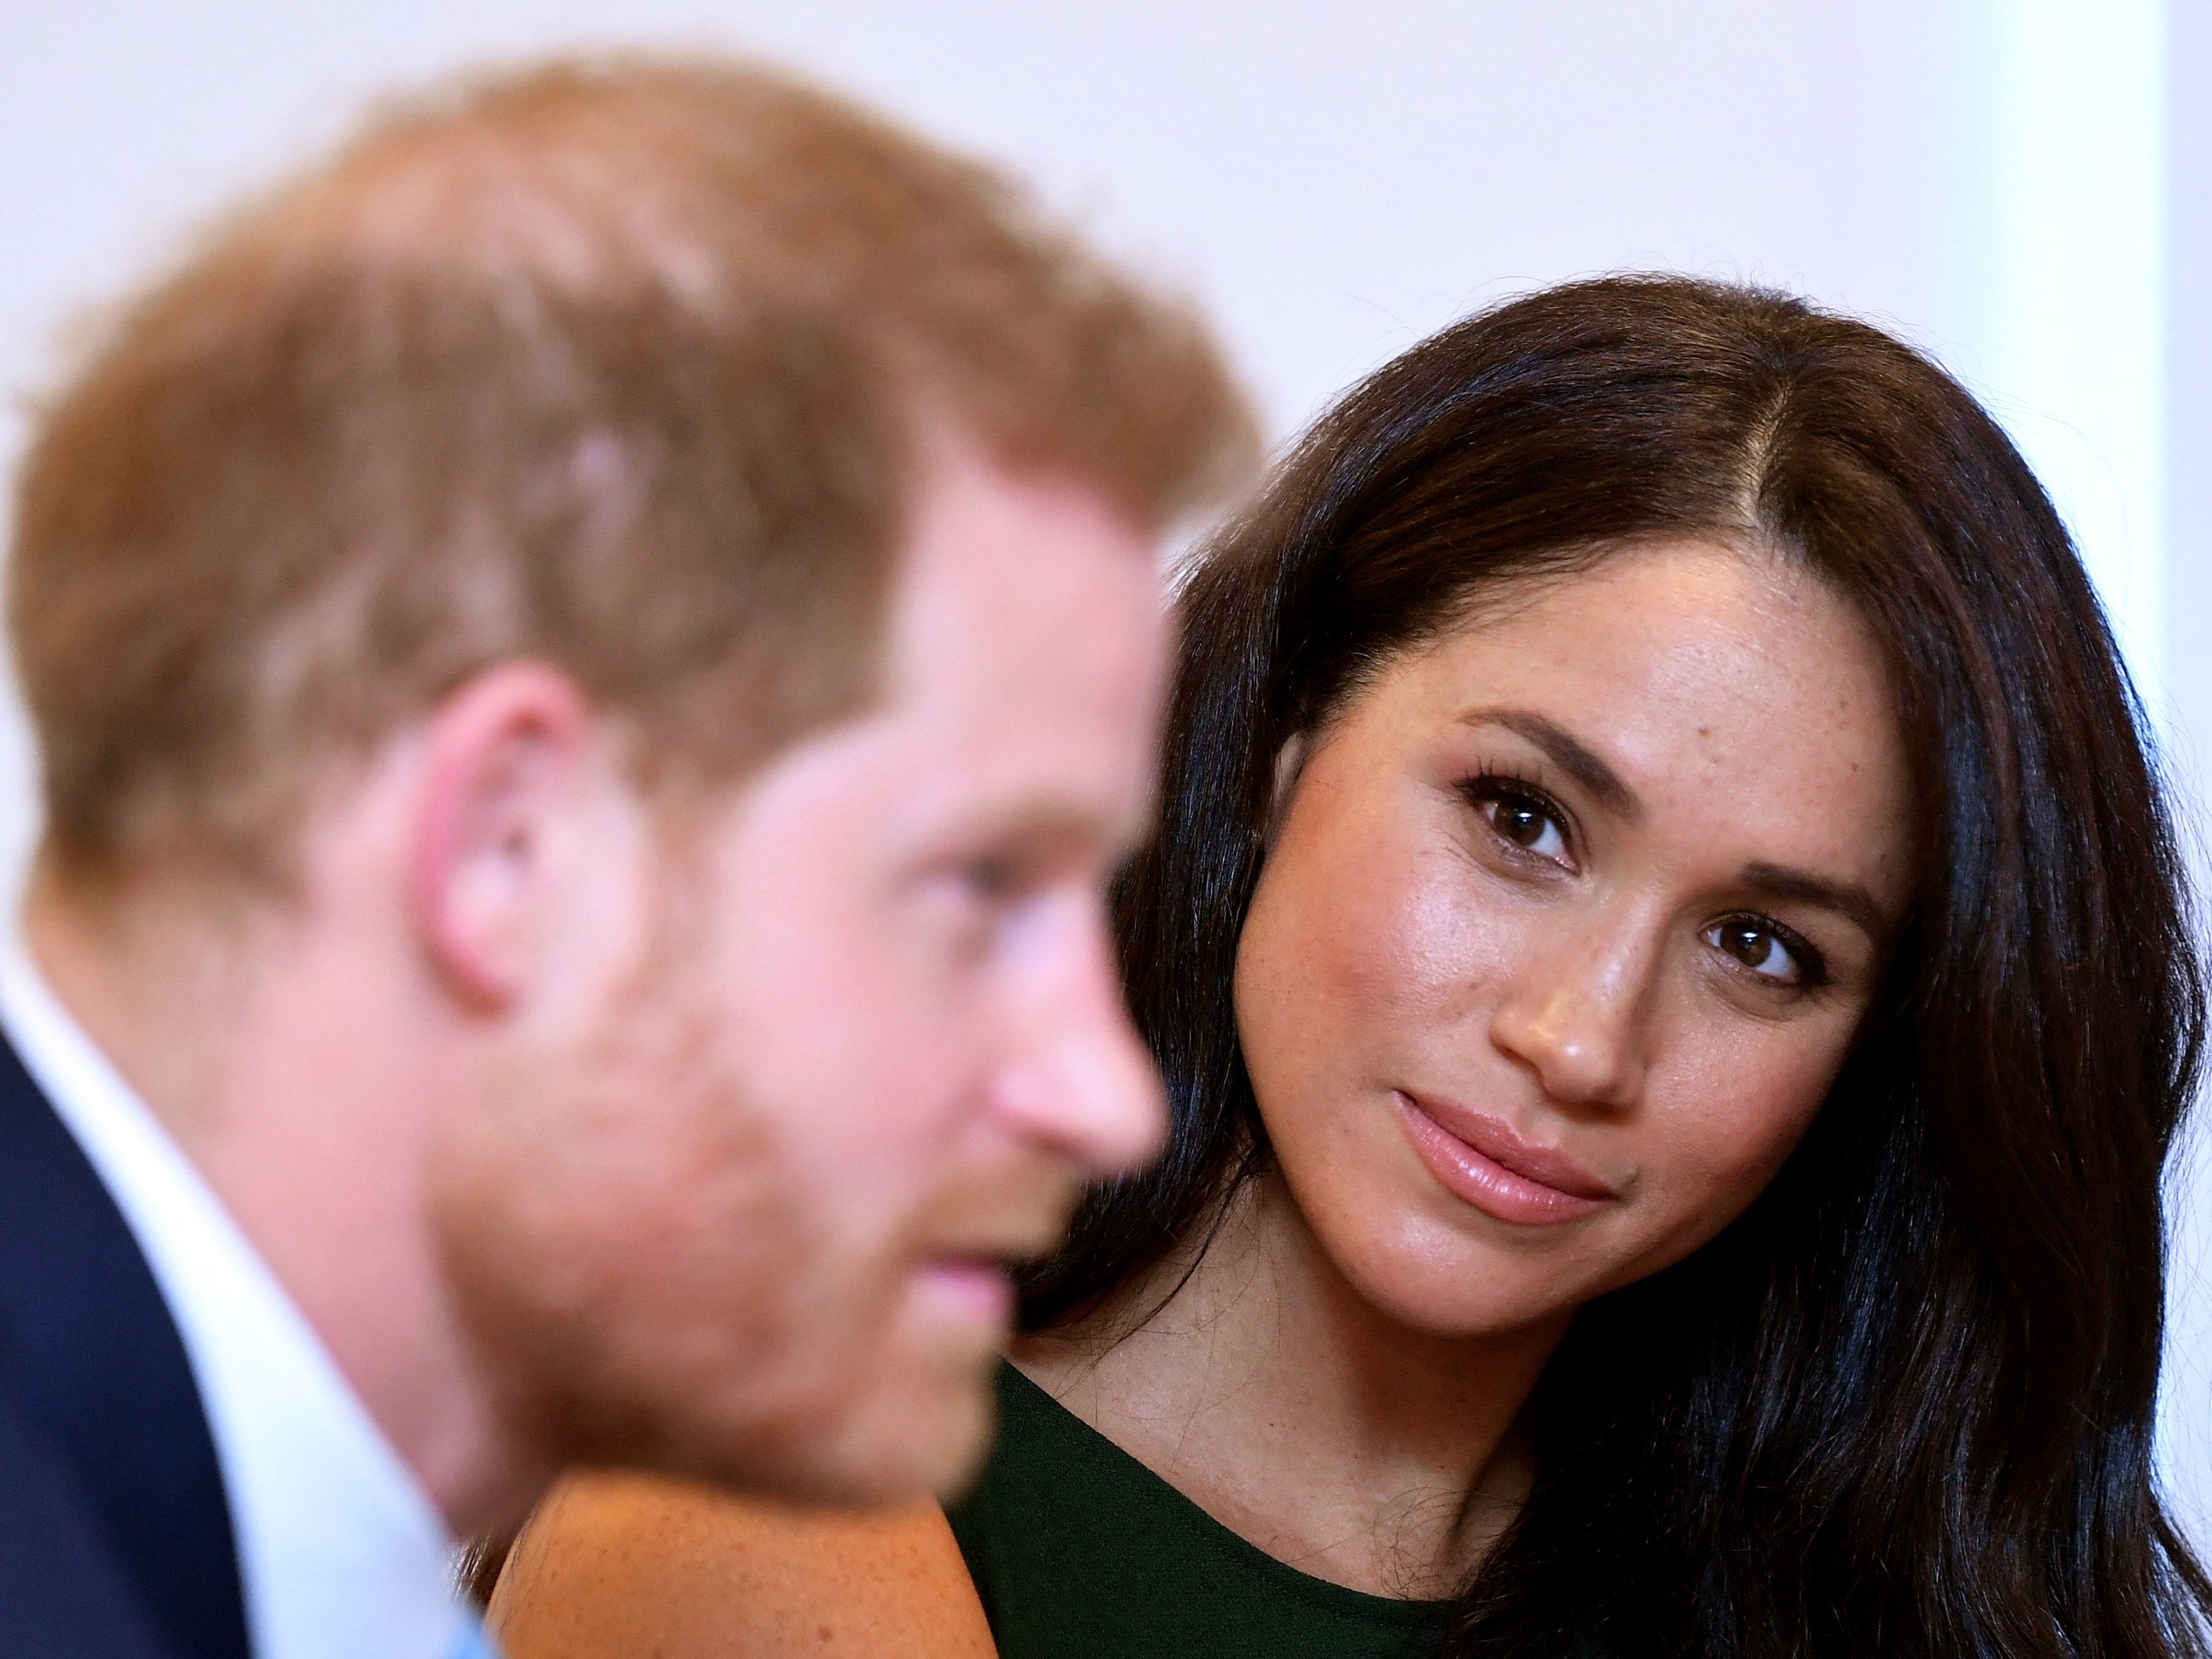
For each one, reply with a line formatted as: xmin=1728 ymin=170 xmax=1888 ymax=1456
xmin=948 ymin=1360 xmax=1456 ymax=1659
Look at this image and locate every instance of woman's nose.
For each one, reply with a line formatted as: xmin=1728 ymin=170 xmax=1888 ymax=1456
xmin=1487 ymin=918 xmax=1653 ymax=1111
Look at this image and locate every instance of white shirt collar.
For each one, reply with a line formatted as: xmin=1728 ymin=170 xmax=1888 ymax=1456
xmin=0 ymin=936 xmax=471 ymax=1659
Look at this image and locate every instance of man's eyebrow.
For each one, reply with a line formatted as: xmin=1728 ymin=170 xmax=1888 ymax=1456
xmin=1739 ymin=862 xmax=1892 ymax=945
xmin=1458 ymin=707 xmax=1642 ymax=822
xmin=944 ymin=797 xmax=1140 ymax=862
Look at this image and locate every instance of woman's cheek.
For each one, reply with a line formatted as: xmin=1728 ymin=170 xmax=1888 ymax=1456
xmin=1240 ymin=812 xmax=1454 ymax=1059
xmin=1388 ymin=850 xmax=1524 ymax=1010
xmin=1640 ymin=1034 xmax=1843 ymax=1245
xmin=1316 ymin=799 xmax=1533 ymax=1033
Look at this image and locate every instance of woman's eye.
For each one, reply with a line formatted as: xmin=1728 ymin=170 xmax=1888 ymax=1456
xmin=1477 ymin=790 xmax=1568 ymax=862
xmin=1704 ymin=918 xmax=1807 ymax=985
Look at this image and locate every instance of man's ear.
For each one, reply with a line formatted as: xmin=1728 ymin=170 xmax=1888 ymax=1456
xmin=409 ymin=661 xmax=600 ymax=1011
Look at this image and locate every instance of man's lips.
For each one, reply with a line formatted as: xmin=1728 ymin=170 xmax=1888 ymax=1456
xmin=912 ymin=1219 xmax=1064 ymax=1325
xmin=1394 ymin=1089 xmax=1618 ymax=1226
xmin=909 ymin=1169 xmax=1082 ymax=1325
xmin=913 ymin=1256 xmax=1018 ymax=1324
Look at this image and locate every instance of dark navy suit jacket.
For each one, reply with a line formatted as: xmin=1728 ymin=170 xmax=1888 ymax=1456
xmin=0 ymin=1032 xmax=251 ymax=1658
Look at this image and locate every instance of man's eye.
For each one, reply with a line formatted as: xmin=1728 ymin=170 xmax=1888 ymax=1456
xmin=1475 ymin=789 xmax=1568 ymax=862
xmin=962 ymin=856 xmax=1020 ymax=902
xmin=1703 ymin=917 xmax=1816 ymax=986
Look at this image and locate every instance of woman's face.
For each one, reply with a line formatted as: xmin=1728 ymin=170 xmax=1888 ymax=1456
xmin=1233 ymin=540 xmax=1913 ymax=1336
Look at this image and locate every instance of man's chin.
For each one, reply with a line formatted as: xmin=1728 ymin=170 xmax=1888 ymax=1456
xmin=821 ymin=1395 xmax=997 ymax=1508
xmin=787 ymin=1259 xmax=1015 ymax=1502
xmin=524 ymin=1265 xmax=1012 ymax=1507
xmin=703 ymin=1356 xmax=1000 ymax=1508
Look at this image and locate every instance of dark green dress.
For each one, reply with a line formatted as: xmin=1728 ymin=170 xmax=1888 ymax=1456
xmin=947 ymin=1361 xmax=1458 ymax=1658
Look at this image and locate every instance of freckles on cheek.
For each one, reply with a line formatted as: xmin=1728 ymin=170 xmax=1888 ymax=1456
xmin=1243 ymin=887 xmax=1390 ymax=1092
xmin=1327 ymin=834 xmax=1483 ymax=988
xmin=1393 ymin=860 xmax=1521 ymax=1006
xmin=1243 ymin=769 xmax=1492 ymax=1078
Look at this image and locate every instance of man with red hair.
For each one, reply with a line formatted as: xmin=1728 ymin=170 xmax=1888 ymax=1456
xmin=0 ymin=55 xmax=1252 ymax=1659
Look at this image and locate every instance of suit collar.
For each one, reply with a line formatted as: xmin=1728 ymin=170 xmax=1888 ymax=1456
xmin=0 ymin=936 xmax=468 ymax=1659
xmin=0 ymin=1025 xmax=250 ymax=1659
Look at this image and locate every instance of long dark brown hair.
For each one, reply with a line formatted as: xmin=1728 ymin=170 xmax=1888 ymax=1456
xmin=1020 ymin=276 xmax=2210 ymax=1657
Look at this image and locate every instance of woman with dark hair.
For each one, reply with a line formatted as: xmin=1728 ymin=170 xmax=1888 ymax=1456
xmin=483 ymin=276 xmax=2209 ymax=1659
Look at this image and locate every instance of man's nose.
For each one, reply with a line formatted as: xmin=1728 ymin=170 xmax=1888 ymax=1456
xmin=1487 ymin=913 xmax=1653 ymax=1112
xmin=989 ymin=923 xmax=1167 ymax=1179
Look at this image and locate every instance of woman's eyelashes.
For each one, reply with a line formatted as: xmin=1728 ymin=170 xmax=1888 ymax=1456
xmin=1456 ymin=769 xmax=1836 ymax=995
xmin=1702 ymin=914 xmax=1829 ymax=991
xmin=1458 ymin=774 xmax=1575 ymax=868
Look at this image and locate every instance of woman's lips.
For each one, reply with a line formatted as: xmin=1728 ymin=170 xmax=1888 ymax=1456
xmin=1394 ymin=1090 xmax=1617 ymax=1226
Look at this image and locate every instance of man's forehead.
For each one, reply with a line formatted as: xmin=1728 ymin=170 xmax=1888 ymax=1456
xmin=885 ymin=447 xmax=1162 ymax=666
xmin=869 ymin=687 xmax=1149 ymax=805
xmin=778 ymin=643 xmax=1151 ymax=869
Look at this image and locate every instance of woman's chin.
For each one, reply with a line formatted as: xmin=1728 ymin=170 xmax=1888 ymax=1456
xmin=1312 ymin=1212 xmax=1599 ymax=1343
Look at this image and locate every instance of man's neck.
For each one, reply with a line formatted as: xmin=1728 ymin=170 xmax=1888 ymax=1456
xmin=1015 ymin=1173 xmax=1566 ymax=1600
xmin=21 ymin=865 xmax=540 ymax=1535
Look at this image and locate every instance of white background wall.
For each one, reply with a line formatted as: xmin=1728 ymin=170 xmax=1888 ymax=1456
xmin=5 ymin=0 xmax=2206 ymax=1537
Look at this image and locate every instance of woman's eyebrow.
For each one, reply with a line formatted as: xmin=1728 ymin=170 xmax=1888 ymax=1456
xmin=1739 ymin=862 xmax=1890 ymax=944
xmin=1457 ymin=708 xmax=1889 ymax=939
xmin=1458 ymin=706 xmax=1642 ymax=821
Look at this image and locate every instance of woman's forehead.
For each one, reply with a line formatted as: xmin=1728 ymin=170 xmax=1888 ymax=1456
xmin=1356 ymin=541 xmax=1914 ymax=891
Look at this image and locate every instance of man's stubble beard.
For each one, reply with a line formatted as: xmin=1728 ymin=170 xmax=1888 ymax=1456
xmin=427 ymin=882 xmax=902 ymax=1502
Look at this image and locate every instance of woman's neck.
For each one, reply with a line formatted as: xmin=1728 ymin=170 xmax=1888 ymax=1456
xmin=1013 ymin=1172 xmax=1568 ymax=1600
